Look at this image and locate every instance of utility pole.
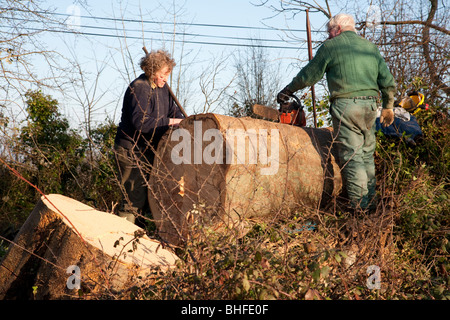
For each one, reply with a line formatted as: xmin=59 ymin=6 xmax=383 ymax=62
xmin=306 ymin=9 xmax=317 ymax=128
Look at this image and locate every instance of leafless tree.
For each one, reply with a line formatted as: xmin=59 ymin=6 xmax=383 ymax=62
xmin=197 ymin=53 xmax=235 ymax=114
xmin=0 ymin=1 xmax=89 ymax=112
xmin=0 ymin=1 xmax=84 ymax=171
xmin=257 ymin=0 xmax=449 ymax=106
xmin=359 ymin=0 xmax=449 ymax=105
xmin=228 ymin=40 xmax=283 ymax=117
xmin=257 ymin=0 xmax=333 ymax=18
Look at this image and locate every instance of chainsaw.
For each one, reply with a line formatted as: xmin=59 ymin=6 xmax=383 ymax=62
xmin=252 ymin=94 xmax=306 ymax=127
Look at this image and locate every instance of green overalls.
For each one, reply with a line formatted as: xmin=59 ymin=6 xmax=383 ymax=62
xmin=287 ymin=31 xmax=396 ymax=210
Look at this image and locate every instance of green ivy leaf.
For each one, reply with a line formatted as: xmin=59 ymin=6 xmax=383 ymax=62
xmin=312 ymin=268 xmax=321 ymax=282
xmin=242 ymin=275 xmax=250 ymax=292
xmin=334 ymin=254 xmax=342 ymax=263
xmin=321 ymin=266 xmax=330 ymax=278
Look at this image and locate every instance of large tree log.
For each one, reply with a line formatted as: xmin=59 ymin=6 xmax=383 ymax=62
xmin=0 ymin=194 xmax=178 ymax=300
xmin=149 ymin=113 xmax=342 ymax=246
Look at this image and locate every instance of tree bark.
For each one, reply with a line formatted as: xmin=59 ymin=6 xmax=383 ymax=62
xmin=381 ymin=19 xmax=449 ymax=36
xmin=149 ymin=113 xmax=342 ymax=246
xmin=0 ymin=194 xmax=178 ymax=300
xmin=421 ymin=0 xmax=450 ymax=97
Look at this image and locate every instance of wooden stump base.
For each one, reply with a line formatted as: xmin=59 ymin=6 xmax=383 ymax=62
xmin=0 ymin=194 xmax=178 ymax=299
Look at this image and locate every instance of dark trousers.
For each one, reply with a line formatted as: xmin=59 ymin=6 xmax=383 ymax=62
xmin=114 ymin=144 xmax=153 ymax=223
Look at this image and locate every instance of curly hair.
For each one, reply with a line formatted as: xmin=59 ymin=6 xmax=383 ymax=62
xmin=139 ymin=49 xmax=176 ymax=79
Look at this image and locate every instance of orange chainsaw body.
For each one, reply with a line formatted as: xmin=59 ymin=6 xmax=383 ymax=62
xmin=280 ymin=109 xmax=306 ymax=127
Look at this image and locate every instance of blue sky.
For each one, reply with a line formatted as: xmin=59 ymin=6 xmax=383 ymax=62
xmin=24 ymin=0 xmax=333 ymax=127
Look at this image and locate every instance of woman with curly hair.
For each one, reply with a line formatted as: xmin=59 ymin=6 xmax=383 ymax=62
xmin=114 ymin=49 xmax=185 ymax=225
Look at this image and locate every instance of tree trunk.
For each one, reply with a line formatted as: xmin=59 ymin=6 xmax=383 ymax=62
xmin=0 ymin=194 xmax=178 ymax=300
xmin=421 ymin=0 xmax=450 ymax=97
xmin=149 ymin=113 xmax=342 ymax=246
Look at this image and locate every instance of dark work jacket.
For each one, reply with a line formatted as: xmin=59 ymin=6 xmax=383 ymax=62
xmin=114 ymin=73 xmax=185 ymax=158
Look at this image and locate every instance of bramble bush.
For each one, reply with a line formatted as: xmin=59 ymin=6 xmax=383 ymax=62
xmin=124 ymin=103 xmax=448 ymax=300
xmin=0 ymin=90 xmax=448 ymax=300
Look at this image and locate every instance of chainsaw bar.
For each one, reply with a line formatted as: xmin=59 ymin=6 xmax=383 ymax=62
xmin=252 ymin=104 xmax=279 ymax=121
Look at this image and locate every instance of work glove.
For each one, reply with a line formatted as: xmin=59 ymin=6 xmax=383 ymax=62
xmin=379 ymin=108 xmax=394 ymax=127
xmin=277 ymin=86 xmax=293 ymax=104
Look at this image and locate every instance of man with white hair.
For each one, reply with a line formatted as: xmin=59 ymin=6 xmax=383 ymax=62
xmin=277 ymin=13 xmax=396 ymax=213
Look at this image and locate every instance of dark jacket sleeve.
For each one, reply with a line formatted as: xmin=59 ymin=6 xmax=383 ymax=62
xmin=167 ymin=90 xmax=186 ymax=119
xmin=128 ymin=80 xmax=170 ymax=134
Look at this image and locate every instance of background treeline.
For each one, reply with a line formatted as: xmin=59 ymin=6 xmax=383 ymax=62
xmin=0 ymin=89 xmax=120 ymax=237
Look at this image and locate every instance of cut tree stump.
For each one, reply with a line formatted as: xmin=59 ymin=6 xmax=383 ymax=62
xmin=149 ymin=113 xmax=342 ymax=246
xmin=0 ymin=194 xmax=178 ymax=300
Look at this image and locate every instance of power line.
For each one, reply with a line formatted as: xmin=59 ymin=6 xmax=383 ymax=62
xmin=31 ymin=9 xmax=325 ymax=34
xmin=1 ymin=11 xmax=316 ymax=50
xmin=4 ymin=26 xmax=306 ymax=50
xmin=1 ymin=16 xmax=313 ymax=45
xmin=4 ymin=9 xmax=442 ymax=52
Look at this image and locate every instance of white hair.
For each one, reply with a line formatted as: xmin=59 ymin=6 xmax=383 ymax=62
xmin=327 ymin=14 xmax=357 ymax=32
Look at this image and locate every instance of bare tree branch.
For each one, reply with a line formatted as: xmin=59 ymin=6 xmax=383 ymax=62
xmin=421 ymin=0 xmax=450 ymax=96
xmin=371 ymin=20 xmax=449 ymax=36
